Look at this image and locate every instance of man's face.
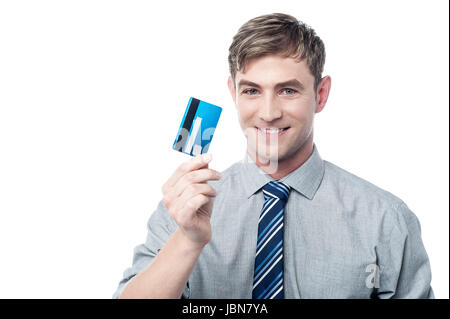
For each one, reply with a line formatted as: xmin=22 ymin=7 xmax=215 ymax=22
xmin=228 ymin=54 xmax=328 ymax=165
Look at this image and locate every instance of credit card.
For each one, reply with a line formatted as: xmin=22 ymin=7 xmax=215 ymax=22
xmin=172 ymin=97 xmax=222 ymax=156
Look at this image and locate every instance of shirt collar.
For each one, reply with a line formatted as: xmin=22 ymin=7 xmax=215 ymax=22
xmin=240 ymin=143 xmax=325 ymax=200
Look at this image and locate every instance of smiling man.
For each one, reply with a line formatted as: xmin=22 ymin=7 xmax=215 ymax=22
xmin=229 ymin=54 xmax=329 ymax=179
xmin=114 ymin=13 xmax=434 ymax=299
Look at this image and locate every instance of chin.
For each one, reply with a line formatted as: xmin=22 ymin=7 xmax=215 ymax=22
xmin=253 ymin=146 xmax=288 ymax=163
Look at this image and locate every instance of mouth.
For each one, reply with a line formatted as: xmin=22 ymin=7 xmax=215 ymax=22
xmin=255 ymin=126 xmax=290 ymax=137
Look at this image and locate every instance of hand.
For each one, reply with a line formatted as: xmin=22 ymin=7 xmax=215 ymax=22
xmin=161 ymin=154 xmax=221 ymax=248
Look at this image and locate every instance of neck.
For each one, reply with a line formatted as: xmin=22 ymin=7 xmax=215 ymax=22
xmin=248 ymin=135 xmax=314 ymax=180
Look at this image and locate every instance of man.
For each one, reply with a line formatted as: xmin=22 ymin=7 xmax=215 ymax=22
xmin=113 ymin=13 xmax=434 ymax=299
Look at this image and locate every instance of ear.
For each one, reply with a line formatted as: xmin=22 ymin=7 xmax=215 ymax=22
xmin=227 ymin=76 xmax=237 ymax=105
xmin=315 ymin=75 xmax=331 ymax=114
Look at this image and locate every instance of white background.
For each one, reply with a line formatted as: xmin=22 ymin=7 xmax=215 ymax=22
xmin=0 ymin=0 xmax=448 ymax=298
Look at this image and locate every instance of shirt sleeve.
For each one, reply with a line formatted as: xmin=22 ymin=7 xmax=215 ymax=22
xmin=112 ymin=201 xmax=191 ymax=299
xmin=375 ymin=201 xmax=434 ymax=299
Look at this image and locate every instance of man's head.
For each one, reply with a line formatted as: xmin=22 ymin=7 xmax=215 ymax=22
xmin=227 ymin=13 xmax=331 ymax=175
xmin=228 ymin=13 xmax=326 ymax=93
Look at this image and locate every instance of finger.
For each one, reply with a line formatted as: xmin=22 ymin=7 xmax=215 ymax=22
xmin=162 ymin=166 xmax=220 ymax=207
xmin=162 ymin=153 xmax=212 ymax=193
xmin=176 ymin=194 xmax=211 ymax=225
xmin=171 ymin=168 xmax=221 ymax=199
xmin=169 ymin=183 xmax=216 ymax=217
xmin=181 ymin=183 xmax=217 ymax=200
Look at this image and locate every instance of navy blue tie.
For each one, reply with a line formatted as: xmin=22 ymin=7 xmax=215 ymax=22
xmin=252 ymin=181 xmax=291 ymax=299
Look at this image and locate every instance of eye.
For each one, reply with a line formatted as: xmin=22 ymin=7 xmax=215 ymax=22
xmin=242 ymin=88 xmax=259 ymax=95
xmin=280 ymin=88 xmax=297 ymax=95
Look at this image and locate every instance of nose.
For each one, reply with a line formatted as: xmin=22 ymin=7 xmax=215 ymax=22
xmin=258 ymin=95 xmax=282 ymax=122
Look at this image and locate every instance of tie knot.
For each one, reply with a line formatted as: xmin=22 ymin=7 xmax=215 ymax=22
xmin=262 ymin=181 xmax=291 ymax=204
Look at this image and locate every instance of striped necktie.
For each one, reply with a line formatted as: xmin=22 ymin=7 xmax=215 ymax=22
xmin=252 ymin=180 xmax=291 ymax=299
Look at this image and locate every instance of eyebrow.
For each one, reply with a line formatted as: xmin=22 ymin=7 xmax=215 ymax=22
xmin=237 ymin=79 xmax=305 ymax=91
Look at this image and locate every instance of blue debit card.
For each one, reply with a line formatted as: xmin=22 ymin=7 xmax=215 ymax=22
xmin=172 ymin=97 xmax=222 ymax=156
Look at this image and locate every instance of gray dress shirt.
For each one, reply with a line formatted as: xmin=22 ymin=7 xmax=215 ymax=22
xmin=113 ymin=144 xmax=434 ymax=299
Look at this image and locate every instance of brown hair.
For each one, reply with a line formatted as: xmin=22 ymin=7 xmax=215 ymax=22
xmin=228 ymin=13 xmax=326 ymax=91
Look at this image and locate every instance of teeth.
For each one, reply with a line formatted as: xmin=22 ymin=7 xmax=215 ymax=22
xmin=258 ymin=128 xmax=286 ymax=133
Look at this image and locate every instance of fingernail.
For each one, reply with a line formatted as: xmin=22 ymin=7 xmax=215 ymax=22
xmin=203 ymin=153 xmax=212 ymax=163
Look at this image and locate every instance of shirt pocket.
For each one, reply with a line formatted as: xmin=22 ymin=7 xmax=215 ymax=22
xmin=301 ymin=256 xmax=375 ymax=298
